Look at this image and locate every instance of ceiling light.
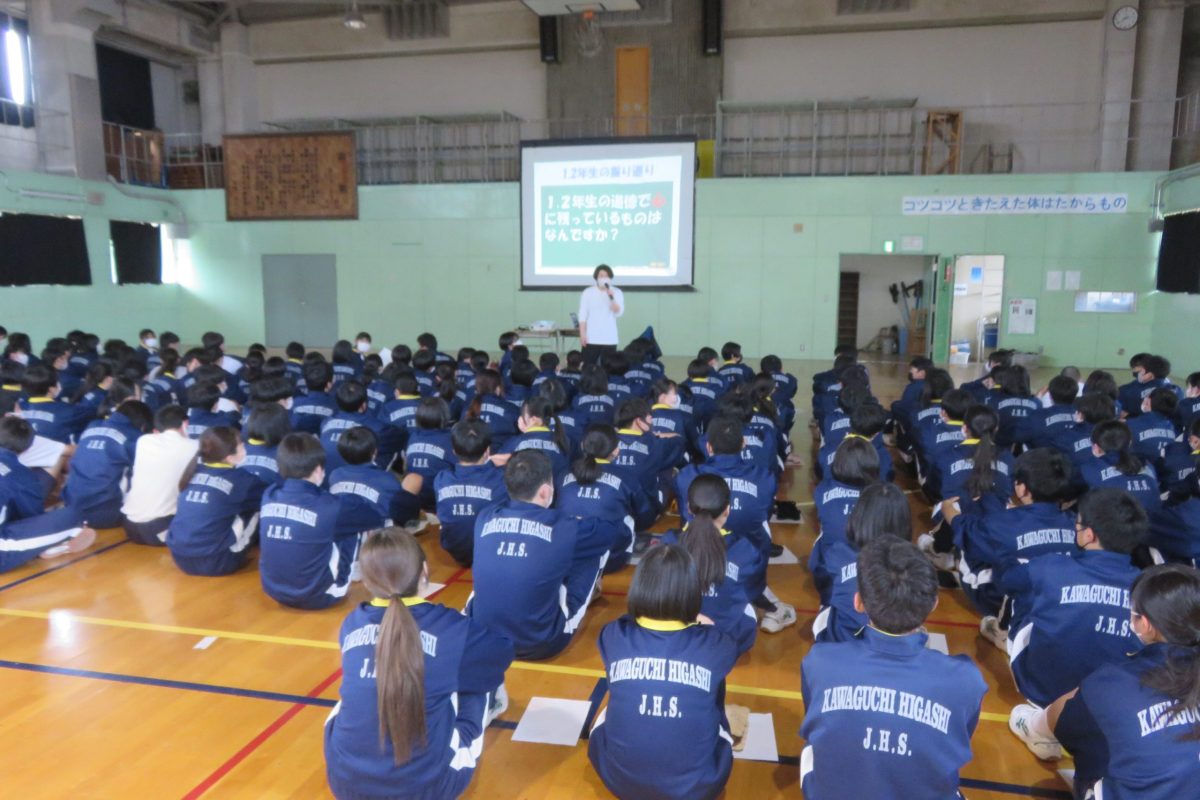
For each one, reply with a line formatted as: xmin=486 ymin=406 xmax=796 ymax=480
xmin=343 ymin=1 xmax=367 ymax=30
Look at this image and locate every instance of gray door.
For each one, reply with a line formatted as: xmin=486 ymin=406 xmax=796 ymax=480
xmin=262 ymin=254 xmax=338 ymax=348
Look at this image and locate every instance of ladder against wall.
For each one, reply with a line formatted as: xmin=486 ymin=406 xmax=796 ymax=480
xmin=837 ymin=271 xmax=861 ymax=349
xmin=923 ymin=110 xmax=963 ymax=175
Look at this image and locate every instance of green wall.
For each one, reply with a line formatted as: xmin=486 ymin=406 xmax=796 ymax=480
xmin=1 ymin=167 xmax=1188 ymax=370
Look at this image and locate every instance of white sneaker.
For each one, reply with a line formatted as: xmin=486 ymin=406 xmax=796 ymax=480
xmin=917 ymin=533 xmax=957 ymax=571
xmin=760 ymin=602 xmax=798 ymax=633
xmin=485 ymin=684 xmax=509 ymax=726
xmin=980 ymin=616 xmax=1009 ymax=651
xmin=1009 ymin=704 xmax=1063 ymax=761
xmin=423 ymin=511 xmax=440 ymax=527
xmin=403 ymin=517 xmax=428 ymax=535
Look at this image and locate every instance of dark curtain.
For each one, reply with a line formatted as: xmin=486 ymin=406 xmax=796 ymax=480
xmin=96 ymin=43 xmax=155 ymax=130
xmin=110 ymin=220 xmax=162 ymax=285
xmin=1157 ymin=212 xmax=1200 ymax=294
xmin=0 ymin=213 xmax=91 ymax=287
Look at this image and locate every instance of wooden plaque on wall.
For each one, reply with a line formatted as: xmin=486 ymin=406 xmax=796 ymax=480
xmin=224 ymin=131 xmax=358 ymax=221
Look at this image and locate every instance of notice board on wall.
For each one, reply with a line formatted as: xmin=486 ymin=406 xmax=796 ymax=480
xmin=224 ymin=132 xmax=358 ymax=221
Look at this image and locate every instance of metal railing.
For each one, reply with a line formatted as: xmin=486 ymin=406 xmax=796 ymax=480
xmin=94 ymin=92 xmax=1200 ymax=190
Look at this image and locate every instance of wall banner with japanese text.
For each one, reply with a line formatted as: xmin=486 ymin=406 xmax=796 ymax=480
xmin=902 ymin=194 xmax=1128 ymax=216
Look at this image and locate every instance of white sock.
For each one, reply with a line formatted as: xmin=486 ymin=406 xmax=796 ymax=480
xmin=762 ymin=586 xmax=782 ymax=605
xmin=1025 ymin=706 xmax=1057 ymax=741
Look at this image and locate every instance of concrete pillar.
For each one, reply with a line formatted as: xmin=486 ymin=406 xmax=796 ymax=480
xmin=219 ymin=23 xmax=258 ymax=133
xmin=1128 ymin=2 xmax=1184 ymax=171
xmin=1097 ymin=0 xmax=1139 ymax=171
xmin=28 ymin=0 xmax=107 ymax=178
xmin=198 ymin=57 xmax=225 ymax=145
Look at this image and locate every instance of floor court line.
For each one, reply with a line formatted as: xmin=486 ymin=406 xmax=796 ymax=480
xmin=0 ymin=606 xmax=1011 ymax=722
xmin=0 ymin=539 xmax=130 ymax=593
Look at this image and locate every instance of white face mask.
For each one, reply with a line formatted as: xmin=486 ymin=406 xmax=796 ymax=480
xmin=11 ymin=352 xmax=28 ymax=365
xmin=143 ymin=337 xmax=158 ymax=349
xmin=669 ymin=394 xmax=681 ymax=409
xmin=282 ymin=397 xmax=293 ymax=411
xmin=513 ymin=339 xmax=524 ymax=347
xmin=356 ymin=341 xmax=371 ymax=354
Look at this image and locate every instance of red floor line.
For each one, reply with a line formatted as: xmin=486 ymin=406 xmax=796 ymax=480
xmin=182 ymin=667 xmax=343 ymax=800
xmin=439 ymin=567 xmax=470 ymax=590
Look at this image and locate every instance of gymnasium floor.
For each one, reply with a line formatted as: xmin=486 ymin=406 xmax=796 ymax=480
xmin=0 ymin=357 xmax=1079 ymax=799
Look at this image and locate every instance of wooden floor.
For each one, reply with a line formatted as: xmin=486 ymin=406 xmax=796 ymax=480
xmin=0 ymin=357 xmax=1079 ymax=799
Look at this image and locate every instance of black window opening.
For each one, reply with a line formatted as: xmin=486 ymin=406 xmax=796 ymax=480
xmin=96 ymin=43 xmax=155 ymax=130
xmin=1156 ymin=211 xmax=1200 ymax=295
xmin=110 ymin=220 xmax=162 ymax=285
xmin=0 ymin=213 xmax=91 ymax=286
xmin=0 ymin=14 xmax=34 ymax=128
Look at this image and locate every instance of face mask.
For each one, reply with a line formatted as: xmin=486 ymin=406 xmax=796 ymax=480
xmin=143 ymin=338 xmax=158 ymax=349
xmin=514 ymin=339 xmax=523 ymax=347
xmin=668 ymin=395 xmax=680 ymax=409
xmin=282 ymin=397 xmax=293 ymax=411
xmin=11 ymin=352 xmax=28 ymax=365
xmin=356 ymin=341 xmax=371 ymax=354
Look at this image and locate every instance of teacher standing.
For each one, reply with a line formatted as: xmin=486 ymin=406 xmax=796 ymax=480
xmin=579 ymin=264 xmax=624 ymax=366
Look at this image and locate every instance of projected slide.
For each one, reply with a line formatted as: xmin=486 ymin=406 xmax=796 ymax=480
xmin=521 ymin=137 xmax=696 ymax=289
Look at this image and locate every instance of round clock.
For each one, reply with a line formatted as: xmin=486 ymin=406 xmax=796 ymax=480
xmin=1112 ymin=5 xmax=1139 ymax=30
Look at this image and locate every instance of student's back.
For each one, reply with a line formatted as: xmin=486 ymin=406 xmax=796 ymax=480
xmin=433 ymin=420 xmax=508 ymax=568
xmin=63 ymin=405 xmax=148 ymax=528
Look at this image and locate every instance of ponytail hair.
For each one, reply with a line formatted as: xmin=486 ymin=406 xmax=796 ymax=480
xmin=572 ymin=424 xmax=618 ymax=484
xmin=359 ymin=528 xmax=429 ymax=762
xmin=179 ymin=426 xmax=239 ymax=490
xmin=524 ymin=395 xmax=569 ymax=455
xmin=1092 ymin=420 xmax=1144 ymax=476
xmin=682 ymin=473 xmax=731 ymax=590
xmin=964 ymin=404 xmax=999 ymax=499
xmin=1131 ymin=564 xmax=1200 ymax=740
xmin=467 ymin=369 xmax=502 ymax=419
xmin=73 ymin=360 xmax=114 ymax=403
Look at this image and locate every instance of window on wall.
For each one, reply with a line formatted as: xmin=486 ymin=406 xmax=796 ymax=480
xmin=0 ymin=14 xmax=34 ymax=128
xmin=109 ymin=220 xmax=163 ymax=285
xmin=0 ymin=213 xmax=91 ymax=286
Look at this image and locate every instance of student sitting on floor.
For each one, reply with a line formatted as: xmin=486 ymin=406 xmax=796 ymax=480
xmin=324 ymin=527 xmax=513 ymax=800
xmin=0 ymin=417 xmax=96 ymax=567
xmin=1001 ymin=487 xmax=1146 ymax=709
xmin=500 ymin=395 xmax=571 ymax=480
xmin=122 ymin=404 xmax=199 ymax=546
xmin=650 ymin=377 xmax=698 ymax=458
xmin=1179 ymin=371 xmax=1200 ymax=430
xmin=816 ymin=401 xmax=893 ymax=483
xmin=62 ymin=400 xmax=153 ymax=529
xmin=1047 ymin=391 xmax=1118 ymax=471
xmin=1147 ymin=471 xmax=1200 ymax=567
xmin=1019 ymin=374 xmax=1080 ymax=450
xmin=1118 ymin=354 xmax=1179 ymax=419
xmin=557 ymin=425 xmax=650 ymax=574
xmin=943 ymin=448 xmax=1077 ymax=641
xmin=961 ymin=349 xmax=1013 ymax=403
xmin=466 ymin=450 xmax=611 ymax=660
xmin=614 ymin=396 xmax=684 ymax=525
xmin=1079 ymin=421 xmax=1162 ymax=513
xmin=327 ymin=426 xmax=423 ymax=534
xmin=320 ymin=380 xmax=406 ymax=474
xmin=681 ymin=358 xmax=721 ymax=432
xmin=465 ymin=369 xmax=519 ymax=449
xmin=813 ymin=482 xmax=912 ymax=644
xmin=1128 ymin=386 xmax=1180 ymax=468
xmin=810 ymin=437 xmax=881 ymax=604
xmin=655 ymin=474 xmax=759 ymax=655
xmin=403 ymin=398 xmax=457 ymax=511
xmin=989 ymin=365 xmax=1040 ymax=450
xmin=800 ymin=537 xmax=987 ymax=800
xmin=572 ymin=363 xmax=617 ymax=427
xmin=167 ymin=427 xmax=268 ymax=577
xmin=888 ymin=355 xmax=933 ymax=442
xmin=433 ymin=420 xmax=508 ymax=568
xmin=1160 ymin=417 xmax=1200 ymax=501
xmin=588 ymin=544 xmax=740 ymax=800
xmin=291 ymin=361 xmax=337 ymax=435
xmin=239 ymin=404 xmax=291 ymax=486
xmin=1008 ymin=563 xmax=1200 ymax=798
xmin=17 ymin=364 xmax=91 ymax=445
xmin=717 ymin=341 xmax=754 ymax=389
xmin=259 ymin=433 xmax=374 ymax=610
xmin=185 ymin=381 xmax=240 ymax=440
xmin=913 ymin=387 xmax=970 ymax=490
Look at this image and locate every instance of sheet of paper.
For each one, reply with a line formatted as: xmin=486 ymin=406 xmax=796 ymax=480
xmin=925 ymin=632 xmax=949 ymax=654
xmin=733 ymin=713 xmax=780 ymax=762
xmin=769 ymin=545 xmax=800 ymax=565
xmin=512 ymin=697 xmax=593 ymax=747
xmin=1057 ymin=769 xmax=1076 ymax=791
xmin=419 ymin=582 xmax=446 ymax=599
xmin=1064 ymin=270 xmax=1081 ymax=290
xmin=1045 ymin=270 xmax=1062 ymax=291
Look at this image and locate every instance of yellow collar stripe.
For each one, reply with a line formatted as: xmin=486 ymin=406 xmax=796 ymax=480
xmin=635 ymin=617 xmax=695 ymax=631
xmin=369 ymin=597 xmax=428 ymax=608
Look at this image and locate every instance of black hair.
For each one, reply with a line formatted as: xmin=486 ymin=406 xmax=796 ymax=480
xmin=721 ymin=341 xmax=742 ymax=362
xmin=1076 ymin=392 xmax=1117 ymax=425
xmin=393 ymin=372 xmax=420 ymax=397
xmin=1144 ymin=355 xmax=1171 ymax=380
xmin=200 ymin=331 xmax=224 ymax=350
xmin=535 ymin=377 xmax=570 ymax=414
xmin=117 ymin=400 xmax=154 ymax=433
xmin=681 ymin=474 xmax=731 ymax=590
xmin=332 ymin=340 xmax=355 ymax=364
xmin=1092 ymin=420 xmax=1144 ymax=476
xmin=626 ymin=543 xmax=701 ymax=624
xmin=417 ymin=332 xmax=438 ymax=351
xmin=456 ymin=347 xmax=475 ymax=363
xmin=186 ymin=381 xmax=221 ymax=411
xmin=565 ymin=350 xmax=583 ymax=369
xmin=180 ymin=426 xmax=241 ymax=489
xmin=615 ymin=397 xmax=651 ymax=430
xmin=415 ymin=398 xmax=450 ymax=431
xmin=1130 ymin=563 xmax=1200 ymax=740
xmin=0 ymin=416 xmax=34 ymax=454
xmin=450 ymin=419 xmax=492 ymax=461
xmin=1149 ymin=386 xmax=1180 ymax=417
xmin=102 ymin=377 xmax=139 ymax=416
xmin=603 ymin=350 xmax=628 ymax=377
xmin=920 ymin=369 xmax=954 ymax=407
xmin=363 ymin=354 xmax=384 ymax=381
xmin=391 ymin=344 xmax=413 ymax=367
xmin=412 ymin=349 xmax=435 ymax=373
xmin=539 ymin=352 xmax=560 ymax=372
xmin=337 ymin=426 xmax=379 ymax=466
xmin=760 ymin=354 xmax=783 ymax=374
xmin=277 ymin=432 xmax=326 ymax=479
xmin=249 ymin=376 xmax=294 ymax=406
xmin=579 ymin=364 xmax=609 ymax=396
xmin=510 ymin=359 xmax=538 ymax=388
xmin=523 ymin=395 xmax=569 ymax=454
xmin=706 ymin=415 xmax=743 ymax=456
xmin=831 ymin=436 xmax=881 ymax=487
xmin=856 ymin=538 xmax=938 ymax=635
xmin=1077 ymin=487 xmax=1148 ymax=554
xmin=909 ymin=356 xmax=934 ymax=373
xmin=21 ymin=364 xmax=56 ymax=397
xmin=154 ymin=404 xmax=188 ymax=432
xmin=849 ymin=402 xmax=887 ymax=439
xmin=3 ymin=332 xmax=31 ymax=357
xmin=1188 ymin=372 xmax=1200 ymax=390
xmin=335 ymin=380 xmax=368 ymax=413
xmin=1013 ymin=448 xmax=1071 ymax=503
xmin=572 ymin=424 xmax=618 ymax=485
xmin=504 ymin=449 xmax=553 ymax=502
xmin=469 ymin=350 xmax=490 ymax=373
xmin=845 ymin=483 xmax=912 ymax=551
xmin=686 ymin=358 xmax=709 ymax=380
xmin=697 ymin=346 xmax=718 ymax=364
xmin=963 ymin=404 xmax=1000 ymax=499
xmin=467 ymin=370 xmax=502 ymax=419
xmin=593 ymin=264 xmax=613 ymax=281
xmin=304 ymin=361 xmax=333 ymax=392
xmin=192 ymin=363 xmax=227 ymax=388
xmin=285 ymin=342 xmax=305 ymax=360
xmin=836 ymin=382 xmax=871 ymax=415
xmin=160 ymin=331 xmax=180 ymax=349
xmin=1048 ymin=374 xmax=1079 ymax=406
xmin=496 ymin=331 xmax=518 ymax=351
xmin=244 ymin=404 xmax=291 ymax=446
xmin=1084 ymin=370 xmax=1119 ymax=401
xmin=987 ymin=349 xmax=1014 ymax=369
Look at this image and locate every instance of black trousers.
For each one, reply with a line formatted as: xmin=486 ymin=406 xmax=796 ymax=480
xmin=582 ymin=344 xmax=617 ymax=366
xmin=123 ymin=515 xmax=173 ymax=546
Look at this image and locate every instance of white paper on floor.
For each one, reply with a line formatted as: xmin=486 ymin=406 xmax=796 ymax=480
xmin=512 ymin=697 xmax=593 ymax=747
xmin=925 ymin=632 xmax=949 ymax=654
xmin=1057 ymin=769 xmax=1076 ymax=790
xmin=733 ymin=713 xmax=779 ymax=762
xmin=419 ymin=582 xmax=446 ymax=598
xmin=769 ymin=546 xmax=800 ymax=565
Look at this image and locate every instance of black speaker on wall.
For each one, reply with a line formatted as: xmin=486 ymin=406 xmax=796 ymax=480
xmin=702 ymin=0 xmax=722 ymax=55
xmin=1157 ymin=211 xmax=1200 ymax=294
xmin=540 ymin=16 xmax=560 ymax=64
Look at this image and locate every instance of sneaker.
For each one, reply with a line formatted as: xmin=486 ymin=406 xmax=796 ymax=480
xmin=917 ymin=533 xmax=956 ymax=572
xmin=40 ymin=527 xmax=96 ymax=559
xmin=760 ymin=602 xmax=798 ymax=633
xmin=1009 ymin=704 xmax=1063 ymax=761
xmin=980 ymin=616 xmax=1009 ymax=651
xmin=423 ymin=511 xmax=440 ymax=527
xmin=768 ymin=543 xmax=785 ymax=558
xmin=403 ymin=517 xmax=428 ymax=535
xmin=485 ymin=684 xmax=509 ymax=726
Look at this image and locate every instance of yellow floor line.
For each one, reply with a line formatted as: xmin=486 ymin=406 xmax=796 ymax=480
xmin=0 ymin=606 xmax=1015 ymax=722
